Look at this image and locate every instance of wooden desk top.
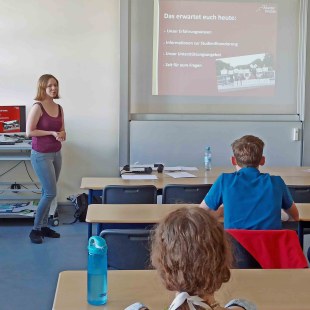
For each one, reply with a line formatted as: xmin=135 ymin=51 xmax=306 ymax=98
xmin=81 ymin=167 xmax=310 ymax=190
xmin=53 ymin=269 xmax=310 ymax=310
xmin=81 ymin=176 xmax=217 ymax=190
xmin=86 ymin=203 xmax=310 ymax=224
xmin=296 ymin=203 xmax=310 ymax=221
xmin=86 ymin=204 xmax=198 ymax=223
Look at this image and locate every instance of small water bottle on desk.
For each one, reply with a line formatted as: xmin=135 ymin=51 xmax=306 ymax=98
xmin=204 ymin=146 xmax=212 ymax=171
xmin=87 ymin=236 xmax=108 ymax=305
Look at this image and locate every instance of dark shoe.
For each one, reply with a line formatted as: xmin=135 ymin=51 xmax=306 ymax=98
xmin=29 ymin=229 xmax=43 ymax=244
xmin=41 ymin=227 xmax=60 ymax=238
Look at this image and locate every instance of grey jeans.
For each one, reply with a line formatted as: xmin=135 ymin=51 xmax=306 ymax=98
xmin=31 ymin=150 xmax=62 ymax=230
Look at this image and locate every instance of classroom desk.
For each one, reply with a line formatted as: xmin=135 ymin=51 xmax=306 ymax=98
xmin=86 ymin=203 xmax=197 ymax=237
xmin=53 ymin=269 xmax=310 ymax=310
xmin=81 ymin=167 xmax=310 ymax=205
xmin=81 ymin=175 xmax=310 ymax=193
xmin=86 ymin=203 xmax=309 ymax=246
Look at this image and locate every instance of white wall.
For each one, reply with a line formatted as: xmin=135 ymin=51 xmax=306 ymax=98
xmin=130 ymin=120 xmax=303 ymax=167
xmin=302 ymin=5 xmax=310 ymax=165
xmin=0 ymin=0 xmax=120 ymax=201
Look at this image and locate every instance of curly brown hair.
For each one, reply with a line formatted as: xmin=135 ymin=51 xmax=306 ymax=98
xmin=231 ymin=135 xmax=264 ymax=167
xmin=151 ymin=207 xmax=232 ymax=310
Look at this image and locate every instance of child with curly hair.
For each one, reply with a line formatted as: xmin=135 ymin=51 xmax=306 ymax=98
xmin=126 ymin=207 xmax=256 ymax=310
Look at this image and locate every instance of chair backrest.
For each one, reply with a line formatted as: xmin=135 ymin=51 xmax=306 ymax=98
xmin=228 ymin=234 xmax=262 ymax=269
xmin=100 ymin=229 xmax=152 ymax=270
xmin=226 ymin=229 xmax=308 ymax=269
xmin=288 ymin=185 xmax=310 ymax=203
xmin=102 ymin=185 xmax=157 ymax=204
xmin=162 ymin=184 xmax=212 ymax=204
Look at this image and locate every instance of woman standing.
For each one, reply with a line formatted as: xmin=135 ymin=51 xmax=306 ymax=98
xmin=26 ymin=74 xmax=66 ymax=244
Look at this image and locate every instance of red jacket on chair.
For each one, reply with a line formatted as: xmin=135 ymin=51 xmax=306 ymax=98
xmin=226 ymin=229 xmax=308 ymax=269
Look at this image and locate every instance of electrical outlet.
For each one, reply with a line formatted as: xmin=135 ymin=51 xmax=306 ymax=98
xmin=292 ymin=128 xmax=299 ymax=141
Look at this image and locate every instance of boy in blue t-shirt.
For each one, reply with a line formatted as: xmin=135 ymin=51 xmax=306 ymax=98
xmin=200 ymin=135 xmax=299 ymax=229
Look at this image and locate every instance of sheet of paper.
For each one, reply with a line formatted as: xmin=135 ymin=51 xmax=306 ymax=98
xmin=164 ymin=166 xmax=198 ymax=171
xmin=121 ymin=174 xmax=158 ymax=180
xmin=164 ymin=172 xmax=197 ymax=178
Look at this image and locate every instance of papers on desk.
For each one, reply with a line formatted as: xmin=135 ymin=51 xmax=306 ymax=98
xmin=164 ymin=166 xmax=198 ymax=171
xmin=121 ymin=175 xmax=158 ymax=180
xmin=165 ymin=172 xmax=197 ymax=178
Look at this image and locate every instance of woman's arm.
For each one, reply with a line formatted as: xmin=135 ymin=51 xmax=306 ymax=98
xmin=26 ymin=104 xmax=58 ymax=138
xmin=56 ymin=105 xmax=66 ymax=141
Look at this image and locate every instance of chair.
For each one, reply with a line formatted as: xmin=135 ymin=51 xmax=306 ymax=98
xmin=228 ymin=235 xmax=261 ymax=269
xmin=286 ymin=186 xmax=310 ymax=239
xmin=97 ymin=185 xmax=158 ymax=234
xmin=226 ymin=229 xmax=308 ymax=269
xmin=162 ymin=184 xmax=212 ymax=204
xmin=100 ymin=229 xmax=152 ymax=270
xmin=288 ymin=185 xmax=310 ymax=203
xmin=102 ymin=185 xmax=157 ymax=204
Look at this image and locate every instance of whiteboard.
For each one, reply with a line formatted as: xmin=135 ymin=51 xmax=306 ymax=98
xmin=130 ymin=120 xmax=302 ymax=166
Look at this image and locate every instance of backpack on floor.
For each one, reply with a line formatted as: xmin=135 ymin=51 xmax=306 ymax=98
xmin=66 ymin=193 xmax=89 ymax=223
xmin=67 ymin=193 xmax=101 ymax=224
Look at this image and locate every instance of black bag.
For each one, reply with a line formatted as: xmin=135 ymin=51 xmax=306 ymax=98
xmin=67 ymin=193 xmax=101 ymax=224
xmin=67 ymin=193 xmax=89 ymax=223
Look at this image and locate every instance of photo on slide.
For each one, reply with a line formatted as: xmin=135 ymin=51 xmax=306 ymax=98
xmin=216 ymin=53 xmax=275 ymax=93
xmin=3 ymin=120 xmax=20 ymax=132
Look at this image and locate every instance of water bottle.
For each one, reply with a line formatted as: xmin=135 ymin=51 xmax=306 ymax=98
xmin=204 ymin=146 xmax=212 ymax=171
xmin=87 ymin=236 xmax=108 ymax=305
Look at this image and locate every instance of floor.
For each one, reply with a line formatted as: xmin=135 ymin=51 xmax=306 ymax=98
xmin=0 ymin=205 xmax=88 ymax=310
xmin=1 ymin=206 xmax=310 ymax=310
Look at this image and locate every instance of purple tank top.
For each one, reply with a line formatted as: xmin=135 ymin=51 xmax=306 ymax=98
xmin=32 ymin=102 xmax=63 ymax=153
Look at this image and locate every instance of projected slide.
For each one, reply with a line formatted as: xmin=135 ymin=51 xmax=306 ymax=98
xmin=153 ymin=1 xmax=277 ymax=96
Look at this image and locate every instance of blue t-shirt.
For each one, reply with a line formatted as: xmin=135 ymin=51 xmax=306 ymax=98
xmin=204 ymin=167 xmax=293 ymax=229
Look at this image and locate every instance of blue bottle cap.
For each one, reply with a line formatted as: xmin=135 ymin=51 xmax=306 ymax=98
xmin=88 ymin=236 xmax=107 ymax=255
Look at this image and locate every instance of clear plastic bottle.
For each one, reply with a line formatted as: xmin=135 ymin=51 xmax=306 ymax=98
xmin=87 ymin=236 xmax=108 ymax=305
xmin=204 ymin=146 xmax=212 ymax=171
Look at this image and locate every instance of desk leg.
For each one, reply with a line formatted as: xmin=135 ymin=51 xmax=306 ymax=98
xmin=97 ymin=223 xmax=102 ymax=236
xmin=298 ymin=222 xmax=304 ymax=249
xmin=87 ymin=189 xmax=94 ymax=240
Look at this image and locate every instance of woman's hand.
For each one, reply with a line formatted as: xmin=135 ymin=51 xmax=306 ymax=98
xmin=57 ymin=130 xmax=66 ymax=141
xmin=52 ymin=131 xmax=66 ymax=142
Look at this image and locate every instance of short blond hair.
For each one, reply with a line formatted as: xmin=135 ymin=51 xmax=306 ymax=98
xmin=34 ymin=74 xmax=60 ymax=101
xmin=231 ymin=135 xmax=264 ymax=167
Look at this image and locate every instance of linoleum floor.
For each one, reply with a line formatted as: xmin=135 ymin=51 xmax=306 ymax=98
xmin=0 ymin=205 xmax=87 ymax=310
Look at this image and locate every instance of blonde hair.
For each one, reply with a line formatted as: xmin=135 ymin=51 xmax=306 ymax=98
xmin=34 ymin=74 xmax=60 ymax=100
xmin=231 ymin=135 xmax=264 ymax=167
xmin=151 ymin=207 xmax=232 ymax=310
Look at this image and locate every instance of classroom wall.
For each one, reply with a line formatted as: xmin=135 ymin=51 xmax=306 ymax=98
xmin=2 ymin=1 xmax=310 ymax=203
xmin=0 ymin=0 xmax=120 ymax=202
xmin=302 ymin=6 xmax=310 ymax=165
xmin=130 ymin=120 xmax=303 ymax=167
